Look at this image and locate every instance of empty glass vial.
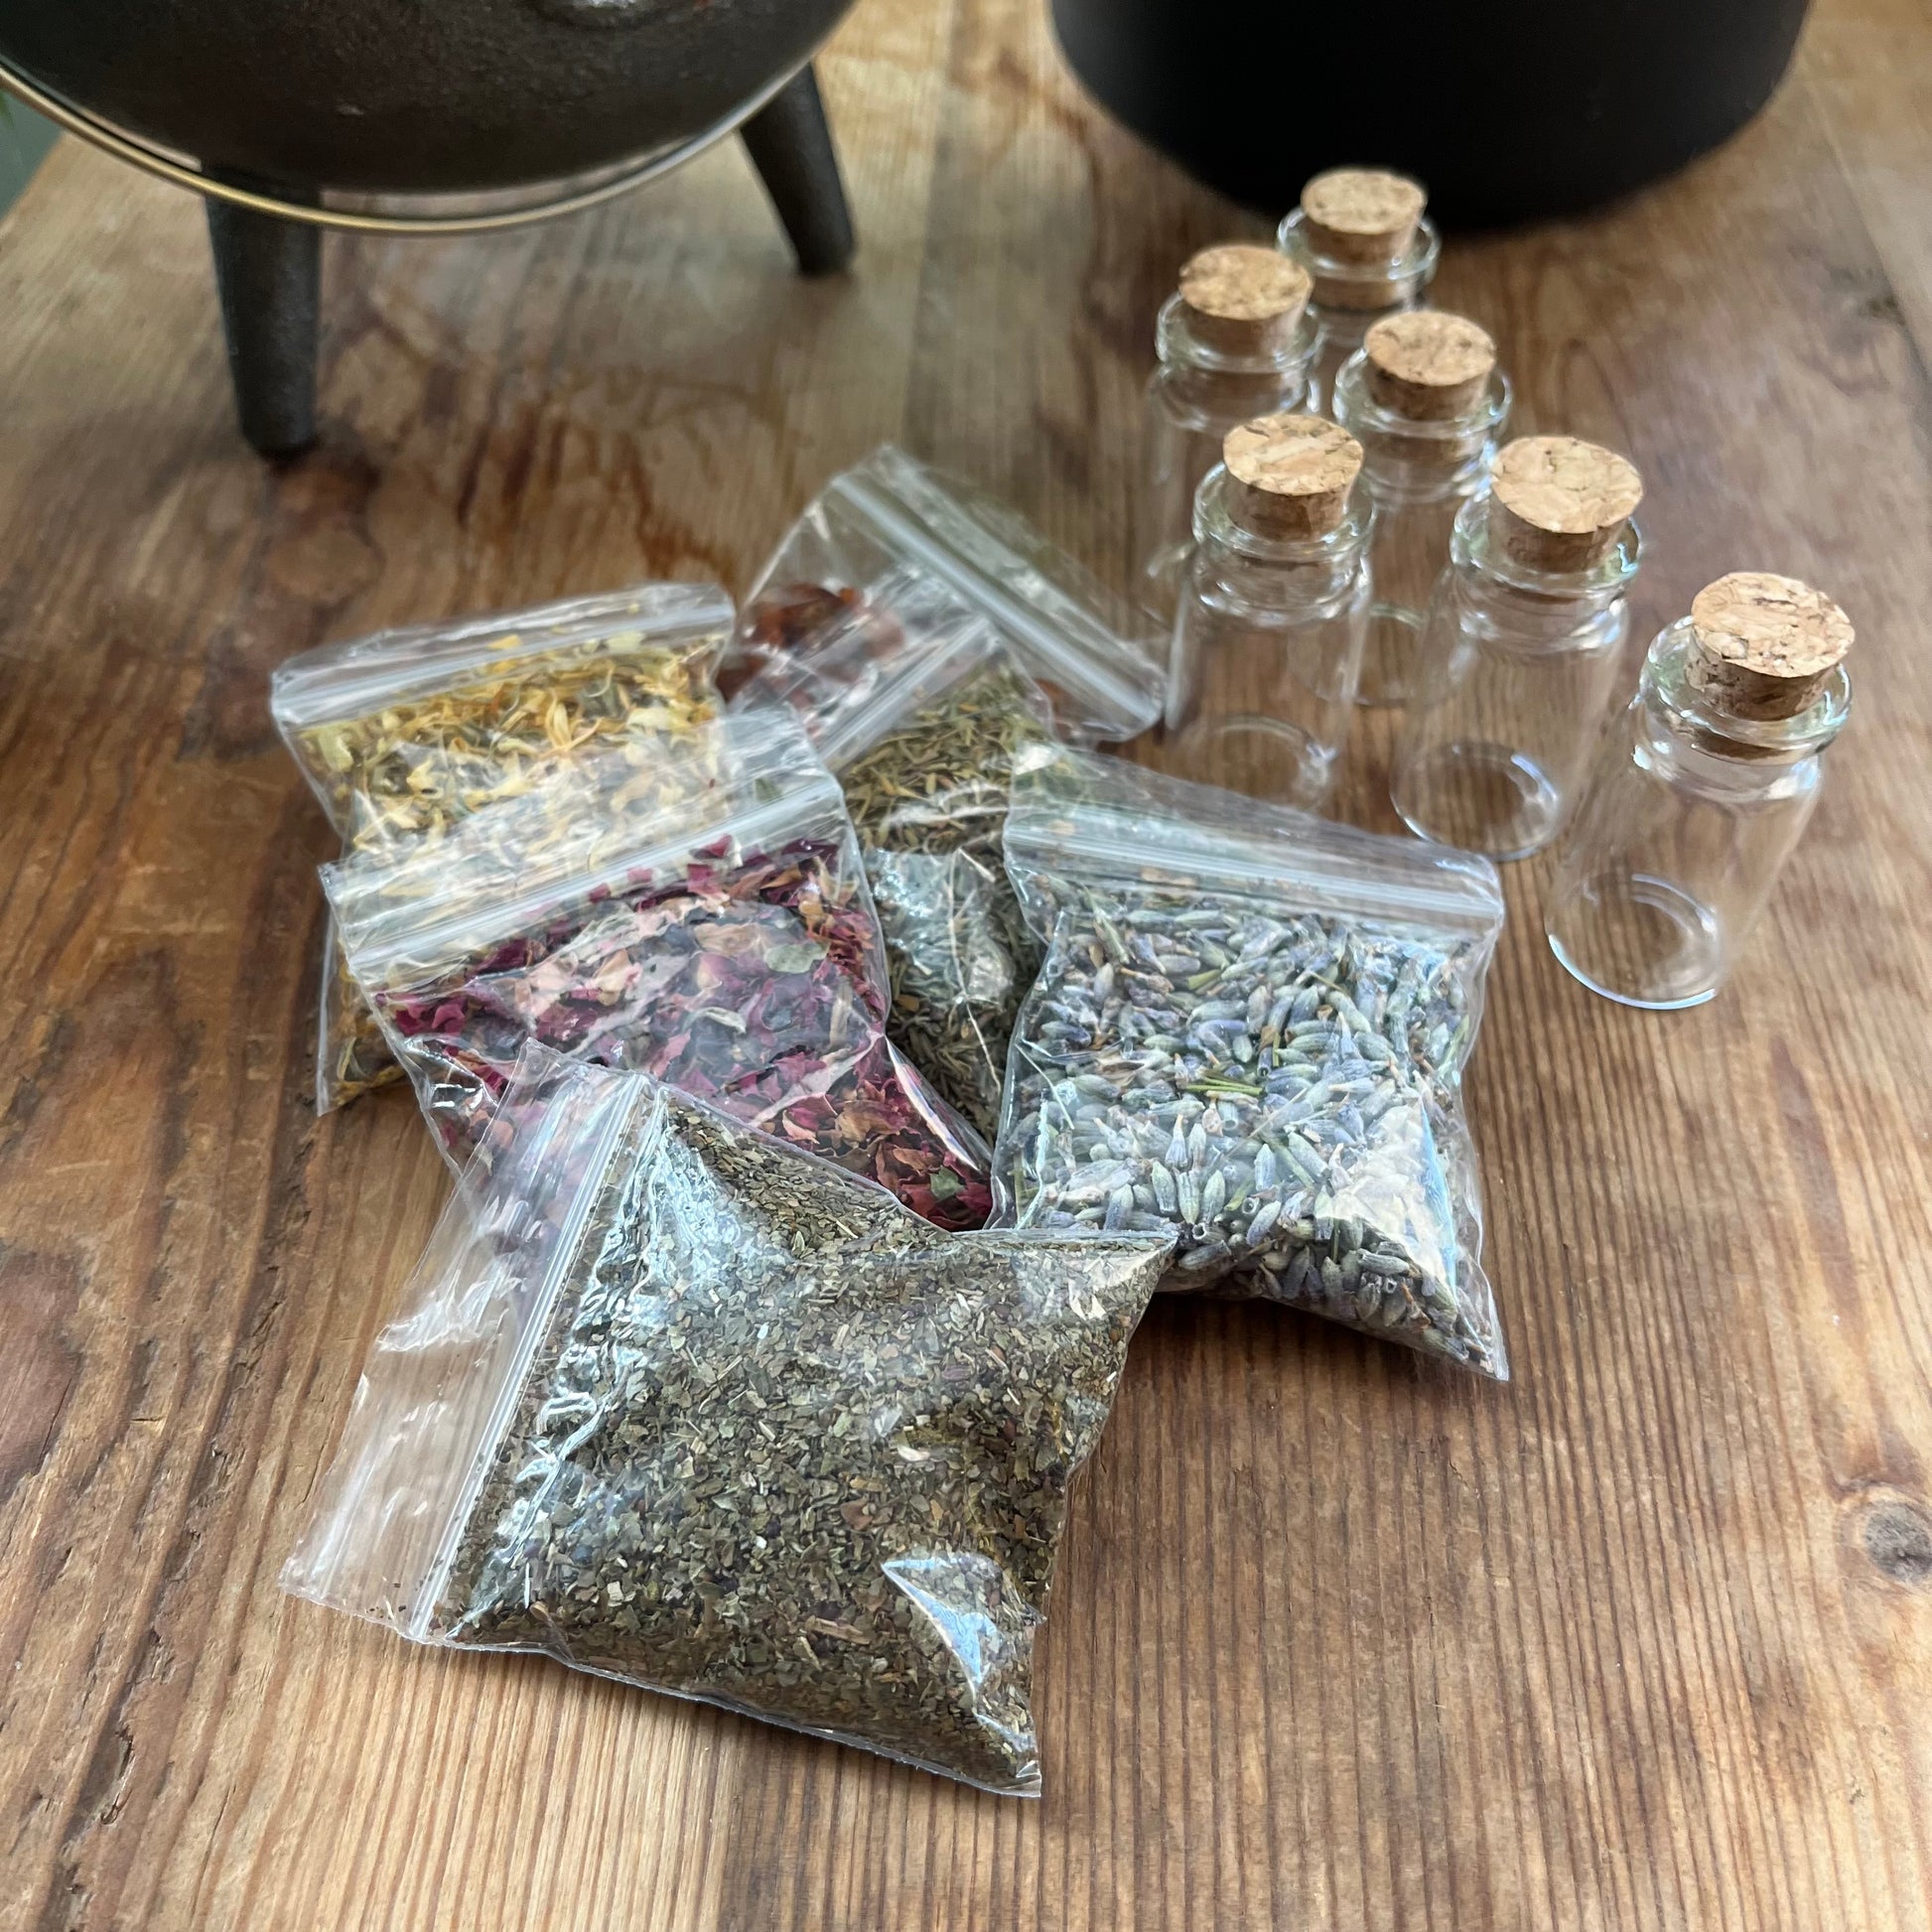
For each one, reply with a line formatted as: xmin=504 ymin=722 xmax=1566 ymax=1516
xmin=1548 ymin=572 xmax=1854 ymax=1009
xmin=1166 ymin=413 xmax=1372 ymax=807
xmin=1137 ymin=242 xmax=1318 ymax=623
xmin=1332 ymin=310 xmax=1510 ymax=708
xmin=1277 ymin=168 xmax=1441 ymax=415
xmin=1392 ymin=435 xmax=1644 ymax=859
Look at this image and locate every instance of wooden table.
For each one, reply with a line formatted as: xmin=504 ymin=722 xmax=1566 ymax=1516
xmin=3 ymin=0 xmax=1929 ymax=1924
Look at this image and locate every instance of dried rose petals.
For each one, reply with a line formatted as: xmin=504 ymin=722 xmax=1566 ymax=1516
xmin=364 ymin=831 xmax=991 ymax=1231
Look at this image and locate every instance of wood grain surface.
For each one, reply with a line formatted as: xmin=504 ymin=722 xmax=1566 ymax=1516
xmin=2 ymin=0 xmax=1930 ymax=1925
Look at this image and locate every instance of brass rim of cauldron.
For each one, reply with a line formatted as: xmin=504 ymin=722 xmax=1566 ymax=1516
xmin=0 ymin=50 xmax=817 ymax=234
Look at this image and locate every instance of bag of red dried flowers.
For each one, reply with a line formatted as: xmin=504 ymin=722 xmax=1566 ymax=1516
xmin=323 ymin=710 xmax=993 ymax=1230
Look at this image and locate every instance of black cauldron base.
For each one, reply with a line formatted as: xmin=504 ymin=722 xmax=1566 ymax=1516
xmin=207 ymin=64 xmax=853 ymax=456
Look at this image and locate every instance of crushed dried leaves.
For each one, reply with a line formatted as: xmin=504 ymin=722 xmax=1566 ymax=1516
xmin=434 ymin=1074 xmax=1170 ymax=1792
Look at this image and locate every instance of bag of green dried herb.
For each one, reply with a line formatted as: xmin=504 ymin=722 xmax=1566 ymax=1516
xmin=735 ymin=443 xmax=1166 ymax=742
xmin=996 ymin=748 xmax=1512 ymax=1377
xmin=282 ymin=1048 xmax=1172 ymax=1796
xmin=325 ymin=710 xmax=994 ymax=1229
xmin=271 ymin=583 xmax=732 ymax=1115
xmin=731 ymin=571 xmax=1059 ymax=1141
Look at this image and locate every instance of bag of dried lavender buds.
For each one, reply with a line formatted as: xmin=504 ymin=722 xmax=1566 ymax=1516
xmin=272 ymin=583 xmax=732 ymax=1115
xmin=732 ymin=443 xmax=1166 ymax=741
xmin=995 ymin=749 xmax=1511 ymax=1377
xmin=283 ymin=1049 xmax=1172 ymax=1796
xmin=325 ymin=710 xmax=993 ymax=1229
xmin=731 ymin=571 xmax=1060 ymax=1142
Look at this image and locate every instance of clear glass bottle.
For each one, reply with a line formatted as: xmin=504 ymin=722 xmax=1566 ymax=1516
xmin=1166 ymin=413 xmax=1372 ymax=808
xmin=1277 ymin=168 xmax=1441 ymax=415
xmin=1137 ymin=243 xmax=1319 ymax=623
xmin=1332 ymin=311 xmax=1510 ymax=708
xmin=1392 ymin=435 xmax=1644 ymax=859
xmin=1547 ymin=573 xmax=1854 ymax=1009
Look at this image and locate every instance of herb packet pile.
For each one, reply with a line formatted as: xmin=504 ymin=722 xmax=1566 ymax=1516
xmin=994 ymin=749 xmax=1510 ymax=1377
xmin=283 ymin=1049 xmax=1171 ymax=1795
xmin=324 ymin=708 xmax=994 ymax=1229
xmin=273 ymin=585 xmax=732 ymax=1113
xmin=278 ymin=459 xmax=1521 ymax=1803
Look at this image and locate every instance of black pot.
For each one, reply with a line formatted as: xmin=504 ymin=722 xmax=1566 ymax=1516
xmin=0 ymin=0 xmax=860 ymax=452
xmin=0 ymin=0 xmax=853 ymax=196
xmin=1051 ymin=0 xmax=1810 ymax=225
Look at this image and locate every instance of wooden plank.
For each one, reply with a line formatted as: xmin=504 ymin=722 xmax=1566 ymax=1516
xmin=2 ymin=0 xmax=1931 ymax=1925
xmin=1801 ymin=0 xmax=1932 ymax=366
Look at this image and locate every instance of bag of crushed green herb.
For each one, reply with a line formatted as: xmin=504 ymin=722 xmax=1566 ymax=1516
xmin=283 ymin=1047 xmax=1172 ymax=1796
xmin=731 ymin=570 xmax=1061 ymax=1141
xmin=272 ymin=583 xmax=732 ymax=1115
xmin=995 ymin=747 xmax=1511 ymax=1378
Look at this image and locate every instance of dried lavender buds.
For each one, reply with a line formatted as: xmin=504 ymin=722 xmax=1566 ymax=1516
xmin=997 ymin=752 xmax=1508 ymax=1376
xmin=434 ymin=1077 xmax=1170 ymax=1793
xmin=1003 ymin=897 xmax=1499 ymax=1370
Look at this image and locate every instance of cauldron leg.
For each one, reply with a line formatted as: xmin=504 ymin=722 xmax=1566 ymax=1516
xmin=205 ymin=200 xmax=321 ymax=457
xmin=739 ymin=65 xmax=855 ymax=275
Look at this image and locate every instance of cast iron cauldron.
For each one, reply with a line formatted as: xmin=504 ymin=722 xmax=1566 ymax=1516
xmin=0 ymin=0 xmax=860 ymax=452
xmin=1053 ymin=0 xmax=1811 ymax=225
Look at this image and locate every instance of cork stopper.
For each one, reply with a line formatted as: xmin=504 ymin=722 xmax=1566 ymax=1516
xmin=1687 ymin=572 xmax=1853 ymax=721
xmin=1486 ymin=435 xmax=1643 ymax=572
xmin=1223 ymin=414 xmax=1363 ymax=539
xmin=1364 ymin=312 xmax=1496 ymax=421
xmin=1300 ymin=168 xmax=1427 ymax=265
xmin=1178 ymin=243 xmax=1312 ymax=357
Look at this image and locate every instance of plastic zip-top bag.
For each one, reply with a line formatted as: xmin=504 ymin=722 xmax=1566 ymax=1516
xmin=283 ymin=1049 xmax=1172 ymax=1796
xmin=271 ymin=583 xmax=732 ymax=1114
xmin=324 ymin=709 xmax=994 ymax=1229
xmin=736 ymin=445 xmax=1166 ymax=743
xmin=732 ymin=570 xmax=1059 ymax=1141
xmin=996 ymin=749 xmax=1510 ymax=1376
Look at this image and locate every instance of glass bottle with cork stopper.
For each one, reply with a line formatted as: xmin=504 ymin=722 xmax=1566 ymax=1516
xmin=1137 ymin=242 xmax=1319 ymax=623
xmin=1392 ymin=434 xmax=1644 ymax=859
xmin=1165 ymin=412 xmax=1372 ymax=808
xmin=1333 ymin=310 xmax=1511 ymax=707
xmin=1547 ymin=572 xmax=1854 ymax=1009
xmin=1277 ymin=168 xmax=1441 ymax=415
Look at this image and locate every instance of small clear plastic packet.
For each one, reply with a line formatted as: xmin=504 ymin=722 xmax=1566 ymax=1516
xmin=282 ymin=1048 xmax=1172 ymax=1797
xmin=324 ymin=709 xmax=994 ymax=1229
xmin=270 ymin=583 xmax=733 ymax=1115
xmin=732 ymin=570 xmax=1060 ymax=1140
xmin=736 ymin=444 xmax=1165 ymax=742
xmin=996 ymin=748 xmax=1511 ymax=1377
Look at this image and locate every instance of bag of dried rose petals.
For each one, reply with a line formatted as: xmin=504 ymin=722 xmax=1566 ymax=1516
xmin=283 ymin=1047 xmax=1171 ymax=1796
xmin=730 ymin=570 xmax=1059 ymax=1142
xmin=271 ymin=583 xmax=733 ymax=1115
xmin=324 ymin=709 xmax=994 ymax=1229
xmin=733 ymin=444 xmax=1165 ymax=742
